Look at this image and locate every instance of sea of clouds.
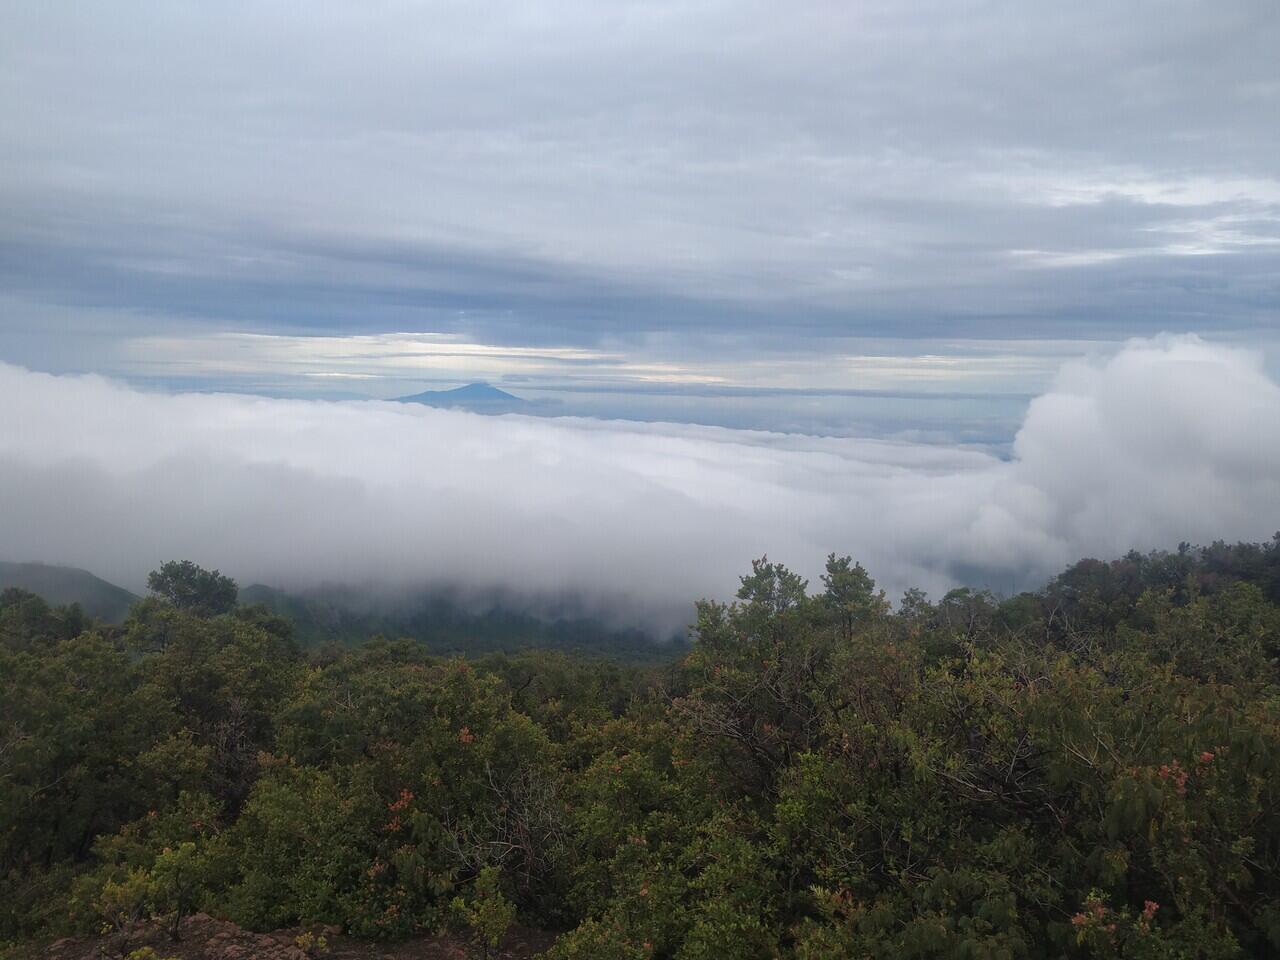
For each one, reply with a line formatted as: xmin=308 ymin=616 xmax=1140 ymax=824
xmin=1 ymin=335 xmax=1277 ymax=631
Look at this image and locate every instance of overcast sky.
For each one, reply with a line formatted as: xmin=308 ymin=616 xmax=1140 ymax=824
xmin=2 ymin=1 xmax=1278 ymax=423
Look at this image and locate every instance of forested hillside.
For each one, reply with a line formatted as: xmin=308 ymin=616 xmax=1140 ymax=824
xmin=3 ymin=542 xmax=1279 ymax=958
xmin=239 ymin=583 xmax=677 ymax=661
xmin=0 ymin=562 xmax=138 ymax=624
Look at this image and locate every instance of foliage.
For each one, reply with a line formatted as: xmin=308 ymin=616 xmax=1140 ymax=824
xmin=451 ymin=866 xmax=516 ymax=959
xmin=293 ymin=930 xmax=330 ymax=956
xmin=3 ymin=545 xmax=1280 ymax=957
xmin=147 ymin=560 xmax=238 ymax=617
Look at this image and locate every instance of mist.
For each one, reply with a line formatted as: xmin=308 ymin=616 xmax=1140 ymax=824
xmin=1 ymin=334 xmax=1277 ymax=631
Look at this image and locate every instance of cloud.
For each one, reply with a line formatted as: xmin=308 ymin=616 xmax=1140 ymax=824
xmin=1 ymin=1 xmax=1278 ymax=372
xmin=0 ymin=336 xmax=1276 ymax=631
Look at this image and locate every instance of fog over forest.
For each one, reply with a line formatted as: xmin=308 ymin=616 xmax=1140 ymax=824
xmin=6 ymin=3 xmax=1280 ymax=955
xmin=3 ymin=334 xmax=1276 ymax=630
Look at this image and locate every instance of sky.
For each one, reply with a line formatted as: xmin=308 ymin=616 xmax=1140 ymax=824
xmin=1 ymin=3 xmax=1278 ymax=619
xmin=1 ymin=0 xmax=1277 ymax=439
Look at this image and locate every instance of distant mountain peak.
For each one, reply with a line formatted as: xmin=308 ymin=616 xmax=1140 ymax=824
xmin=439 ymin=382 xmax=519 ymax=400
xmin=393 ymin=382 xmax=531 ymax=411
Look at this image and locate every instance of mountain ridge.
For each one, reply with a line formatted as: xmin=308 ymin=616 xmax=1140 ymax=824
xmin=393 ymin=382 xmax=531 ymax=412
xmin=0 ymin=561 xmax=140 ymax=622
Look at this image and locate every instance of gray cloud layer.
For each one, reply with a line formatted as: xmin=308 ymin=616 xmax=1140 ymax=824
xmin=2 ymin=336 xmax=1276 ymax=629
xmin=1 ymin=1 xmax=1278 ymax=378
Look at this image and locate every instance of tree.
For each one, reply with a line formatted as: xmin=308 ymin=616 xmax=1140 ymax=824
xmin=736 ymin=556 xmax=808 ymax=619
xmin=149 ymin=841 xmax=207 ymax=941
xmin=147 ymin=561 xmax=238 ymax=617
xmin=452 ymin=866 xmax=515 ymax=959
xmin=5 ymin=541 xmax=1280 ymax=956
xmin=820 ymin=554 xmax=887 ymax=642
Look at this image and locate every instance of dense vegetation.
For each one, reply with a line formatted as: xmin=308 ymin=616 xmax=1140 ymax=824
xmin=0 ymin=560 xmax=672 ymax=660
xmin=3 ymin=542 xmax=1280 ymax=957
xmin=239 ymin=582 xmax=678 ymax=661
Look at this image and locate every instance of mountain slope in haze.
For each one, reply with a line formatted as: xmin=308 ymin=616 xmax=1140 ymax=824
xmin=0 ymin=561 xmax=139 ymax=622
xmin=393 ymin=382 xmax=533 ymax=413
xmin=240 ymin=582 xmax=682 ymax=661
xmin=0 ymin=557 xmax=677 ymax=659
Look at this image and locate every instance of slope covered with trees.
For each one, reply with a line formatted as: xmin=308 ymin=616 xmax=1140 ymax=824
xmin=3 ymin=541 xmax=1279 ymax=957
xmin=0 ymin=562 xmax=139 ymax=624
xmin=238 ymin=582 xmax=678 ymax=662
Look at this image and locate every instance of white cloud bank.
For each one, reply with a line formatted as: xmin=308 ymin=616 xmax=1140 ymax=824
xmin=1 ymin=335 xmax=1277 ymax=630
